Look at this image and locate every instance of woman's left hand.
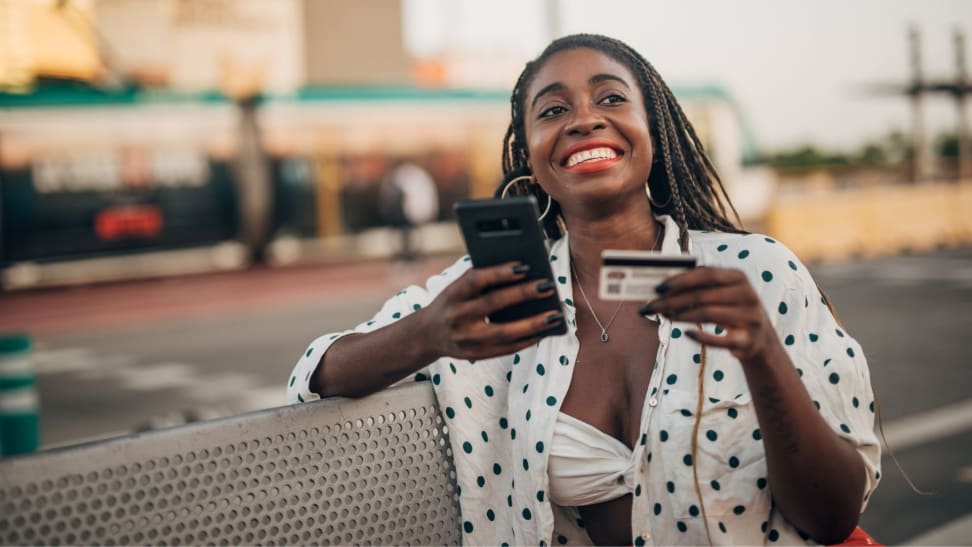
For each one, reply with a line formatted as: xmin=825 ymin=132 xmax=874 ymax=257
xmin=639 ymin=266 xmax=779 ymax=363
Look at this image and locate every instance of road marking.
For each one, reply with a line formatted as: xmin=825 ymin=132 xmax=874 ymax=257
xmin=238 ymin=387 xmax=287 ymax=412
xmin=32 ymin=345 xmax=282 ymax=415
xmin=31 ymin=347 xmax=100 ymax=373
xmin=115 ymin=363 xmax=198 ymax=391
xmin=882 ymin=398 xmax=972 ymax=452
xmin=903 ymin=511 xmax=972 ymax=546
xmin=184 ymin=372 xmax=262 ymax=401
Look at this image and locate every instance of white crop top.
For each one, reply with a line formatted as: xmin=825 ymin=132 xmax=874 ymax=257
xmin=547 ymin=412 xmax=636 ymax=507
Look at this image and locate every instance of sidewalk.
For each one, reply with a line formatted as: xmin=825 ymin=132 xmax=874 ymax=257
xmin=0 ymin=256 xmax=455 ymax=337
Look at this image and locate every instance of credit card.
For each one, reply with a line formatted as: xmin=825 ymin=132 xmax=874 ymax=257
xmin=599 ymin=250 xmax=697 ymax=301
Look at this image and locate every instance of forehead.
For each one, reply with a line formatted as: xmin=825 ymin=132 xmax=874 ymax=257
xmin=526 ymin=47 xmax=638 ymax=101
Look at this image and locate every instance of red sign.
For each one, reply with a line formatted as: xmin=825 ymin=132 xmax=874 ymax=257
xmin=94 ymin=205 xmax=163 ymax=240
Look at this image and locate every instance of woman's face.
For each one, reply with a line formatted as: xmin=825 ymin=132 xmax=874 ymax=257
xmin=523 ymin=47 xmax=653 ymax=213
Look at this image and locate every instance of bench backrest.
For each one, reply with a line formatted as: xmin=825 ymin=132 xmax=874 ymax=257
xmin=0 ymin=382 xmax=461 ymax=545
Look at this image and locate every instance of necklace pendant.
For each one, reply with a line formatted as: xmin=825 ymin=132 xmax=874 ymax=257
xmin=600 ymin=331 xmax=609 ymax=343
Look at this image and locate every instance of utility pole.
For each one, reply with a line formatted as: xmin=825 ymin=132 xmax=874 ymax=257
xmin=867 ymin=25 xmax=972 ymax=183
xmin=956 ymin=29 xmax=972 ymax=181
xmin=909 ymin=26 xmax=934 ymax=181
xmin=546 ymin=0 xmax=561 ymax=43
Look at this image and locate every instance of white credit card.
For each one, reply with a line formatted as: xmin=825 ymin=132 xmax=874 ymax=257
xmin=599 ymin=250 xmax=697 ymax=301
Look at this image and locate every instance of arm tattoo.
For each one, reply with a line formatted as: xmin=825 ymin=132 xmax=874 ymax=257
xmin=757 ymin=385 xmax=800 ymax=455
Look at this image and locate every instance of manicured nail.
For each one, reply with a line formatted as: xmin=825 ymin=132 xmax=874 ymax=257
xmin=684 ymin=330 xmax=699 ymax=340
xmin=546 ymin=312 xmax=564 ymax=324
xmin=638 ymin=304 xmax=656 ymax=315
xmin=537 ymin=280 xmax=554 ymax=292
xmin=513 ymin=264 xmax=531 ymax=274
xmin=655 ymin=282 xmax=670 ymax=294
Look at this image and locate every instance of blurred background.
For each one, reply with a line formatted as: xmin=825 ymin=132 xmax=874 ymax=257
xmin=1 ymin=0 xmax=971 ymax=543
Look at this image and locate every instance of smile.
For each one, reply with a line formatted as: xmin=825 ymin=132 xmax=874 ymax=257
xmin=565 ymin=147 xmax=618 ymax=168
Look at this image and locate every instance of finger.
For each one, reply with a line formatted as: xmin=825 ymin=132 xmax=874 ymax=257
xmin=459 ymin=311 xmax=564 ymax=357
xmin=452 ymin=261 xmax=531 ymax=299
xmin=468 ymin=278 xmax=557 ymax=318
xmin=655 ymin=266 xmax=747 ymax=296
xmin=685 ymin=328 xmax=752 ymax=350
xmin=643 ymin=284 xmax=755 ymax=316
xmin=464 ymin=334 xmax=544 ymax=361
xmin=663 ymin=305 xmax=759 ymax=327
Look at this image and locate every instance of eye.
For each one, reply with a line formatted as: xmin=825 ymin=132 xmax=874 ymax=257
xmin=599 ymin=93 xmax=627 ymax=105
xmin=538 ymin=105 xmax=567 ymax=119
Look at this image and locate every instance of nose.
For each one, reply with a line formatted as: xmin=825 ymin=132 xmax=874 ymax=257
xmin=565 ymin=102 xmax=606 ymax=135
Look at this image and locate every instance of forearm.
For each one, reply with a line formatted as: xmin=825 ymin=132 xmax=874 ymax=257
xmin=311 ymin=309 xmax=441 ymax=398
xmin=742 ymin=342 xmax=866 ymax=544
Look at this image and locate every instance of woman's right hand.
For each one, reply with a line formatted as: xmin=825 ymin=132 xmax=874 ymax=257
xmin=422 ymin=262 xmax=564 ymax=361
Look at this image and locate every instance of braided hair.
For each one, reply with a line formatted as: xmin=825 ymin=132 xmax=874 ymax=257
xmin=497 ymin=34 xmax=745 ymax=247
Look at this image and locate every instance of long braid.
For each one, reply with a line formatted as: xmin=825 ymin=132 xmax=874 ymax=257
xmin=664 ymin=84 xmax=739 ymax=225
xmin=661 ymin=85 xmax=740 ymax=229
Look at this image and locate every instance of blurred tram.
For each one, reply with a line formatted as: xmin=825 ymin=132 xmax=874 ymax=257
xmin=0 ymin=80 xmax=773 ymax=289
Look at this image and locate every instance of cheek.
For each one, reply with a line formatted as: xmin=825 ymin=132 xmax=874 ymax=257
xmin=629 ymin=119 xmax=654 ymax=164
xmin=525 ymin=130 xmax=546 ymax=165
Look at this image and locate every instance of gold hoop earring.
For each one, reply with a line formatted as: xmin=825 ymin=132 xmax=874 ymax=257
xmin=645 ymin=180 xmax=671 ymax=209
xmin=501 ymin=175 xmax=553 ymax=221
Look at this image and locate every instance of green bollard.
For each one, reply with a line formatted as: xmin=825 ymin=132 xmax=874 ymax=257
xmin=0 ymin=334 xmax=39 ymax=456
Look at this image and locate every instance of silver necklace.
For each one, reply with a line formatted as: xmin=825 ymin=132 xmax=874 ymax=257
xmin=570 ymin=224 xmax=663 ymax=343
xmin=572 ymin=266 xmax=623 ymax=343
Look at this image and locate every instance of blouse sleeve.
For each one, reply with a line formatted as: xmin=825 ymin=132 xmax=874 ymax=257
xmin=771 ymin=248 xmax=882 ymax=511
xmin=285 ymin=256 xmax=473 ymax=404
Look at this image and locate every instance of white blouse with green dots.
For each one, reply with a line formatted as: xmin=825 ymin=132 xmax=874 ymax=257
xmin=286 ymin=215 xmax=881 ymax=546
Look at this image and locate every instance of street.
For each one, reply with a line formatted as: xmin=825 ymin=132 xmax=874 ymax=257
xmin=3 ymin=247 xmax=971 ymax=544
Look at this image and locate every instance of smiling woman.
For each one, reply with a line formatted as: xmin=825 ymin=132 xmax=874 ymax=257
xmin=287 ymin=34 xmax=880 ymax=546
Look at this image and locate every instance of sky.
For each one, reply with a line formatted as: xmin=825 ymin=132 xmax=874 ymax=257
xmin=403 ymin=0 xmax=972 ymax=152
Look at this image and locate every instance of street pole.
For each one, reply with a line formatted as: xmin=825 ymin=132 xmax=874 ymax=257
xmin=910 ymin=26 xmax=933 ymax=182
xmin=956 ymin=29 xmax=971 ymax=182
xmin=546 ymin=0 xmax=560 ymax=42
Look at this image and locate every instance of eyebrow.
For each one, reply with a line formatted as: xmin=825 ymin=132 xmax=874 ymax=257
xmin=530 ymin=73 xmax=631 ymax=109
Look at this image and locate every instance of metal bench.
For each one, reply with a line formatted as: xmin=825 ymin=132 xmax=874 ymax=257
xmin=0 ymin=382 xmax=461 ymax=545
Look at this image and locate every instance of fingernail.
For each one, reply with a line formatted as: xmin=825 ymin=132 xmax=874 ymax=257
xmin=638 ymin=304 xmax=656 ymax=315
xmin=537 ymin=280 xmax=554 ymax=292
xmin=513 ymin=264 xmax=530 ymax=274
xmin=546 ymin=312 xmax=564 ymax=324
xmin=684 ymin=330 xmax=698 ymax=340
xmin=655 ymin=282 xmax=670 ymax=294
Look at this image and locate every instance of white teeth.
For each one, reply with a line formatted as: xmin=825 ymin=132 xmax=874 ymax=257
xmin=566 ymin=147 xmax=618 ymax=167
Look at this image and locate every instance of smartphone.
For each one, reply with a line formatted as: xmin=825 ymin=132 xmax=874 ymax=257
xmin=599 ymin=250 xmax=697 ymax=301
xmin=454 ymin=196 xmax=567 ymax=337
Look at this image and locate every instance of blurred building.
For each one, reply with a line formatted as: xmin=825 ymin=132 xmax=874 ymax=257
xmin=0 ymin=0 xmax=772 ymax=288
xmin=0 ymin=0 xmax=101 ymax=89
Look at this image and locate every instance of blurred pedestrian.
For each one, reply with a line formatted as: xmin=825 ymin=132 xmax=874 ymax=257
xmin=379 ymin=159 xmax=439 ymax=262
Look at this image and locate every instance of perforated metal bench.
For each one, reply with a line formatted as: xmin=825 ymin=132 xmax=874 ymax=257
xmin=0 ymin=382 xmax=461 ymax=545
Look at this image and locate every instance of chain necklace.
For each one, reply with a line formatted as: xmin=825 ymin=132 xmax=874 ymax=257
xmin=571 ymin=223 xmax=663 ymax=343
xmin=571 ymin=266 xmax=623 ymax=343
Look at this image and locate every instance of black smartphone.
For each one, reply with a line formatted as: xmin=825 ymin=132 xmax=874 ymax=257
xmin=454 ymin=196 xmax=567 ymax=337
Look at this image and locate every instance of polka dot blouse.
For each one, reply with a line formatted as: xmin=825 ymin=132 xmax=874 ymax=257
xmin=287 ymin=215 xmax=881 ymax=546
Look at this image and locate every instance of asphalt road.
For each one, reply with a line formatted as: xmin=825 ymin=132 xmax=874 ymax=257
xmin=6 ymin=247 xmax=972 ymax=545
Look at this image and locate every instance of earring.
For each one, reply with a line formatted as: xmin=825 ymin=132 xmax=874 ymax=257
xmin=645 ymin=180 xmax=671 ymax=209
xmin=501 ymin=175 xmax=553 ymax=221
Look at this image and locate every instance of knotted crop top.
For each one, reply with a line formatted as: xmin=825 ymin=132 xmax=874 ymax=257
xmin=547 ymin=412 xmax=637 ymax=507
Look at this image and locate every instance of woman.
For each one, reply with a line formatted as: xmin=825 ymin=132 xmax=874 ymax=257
xmin=287 ymin=34 xmax=880 ymax=546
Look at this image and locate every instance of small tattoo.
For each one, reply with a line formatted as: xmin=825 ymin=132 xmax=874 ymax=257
xmin=757 ymin=386 xmax=799 ymax=454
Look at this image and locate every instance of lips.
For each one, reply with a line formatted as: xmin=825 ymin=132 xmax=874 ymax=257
xmin=560 ymin=140 xmax=625 ymax=174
